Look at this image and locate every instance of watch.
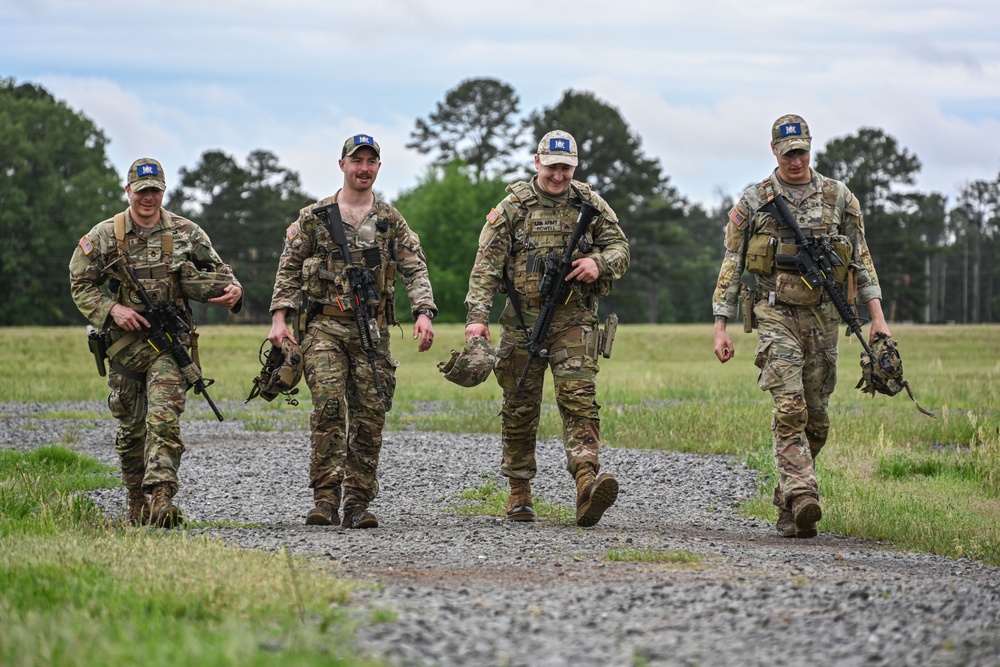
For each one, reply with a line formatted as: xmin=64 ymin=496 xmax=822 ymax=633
xmin=416 ymin=309 xmax=436 ymax=321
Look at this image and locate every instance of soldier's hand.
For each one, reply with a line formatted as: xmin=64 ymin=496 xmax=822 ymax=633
xmin=566 ymin=257 xmax=599 ymax=284
xmin=414 ymin=316 xmax=434 ymax=352
xmin=209 ymin=284 xmax=243 ymax=309
xmin=714 ymin=330 xmax=735 ymax=363
xmin=466 ymin=323 xmax=490 ymax=343
xmin=110 ymin=303 xmax=150 ymax=332
xmin=269 ymin=311 xmax=296 ymax=347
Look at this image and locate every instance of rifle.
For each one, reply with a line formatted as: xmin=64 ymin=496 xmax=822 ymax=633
xmin=112 ymin=258 xmax=224 ymax=421
xmin=764 ymin=196 xmax=878 ymax=367
xmin=312 ymin=203 xmax=386 ymax=399
xmin=517 ymin=184 xmax=600 ymax=388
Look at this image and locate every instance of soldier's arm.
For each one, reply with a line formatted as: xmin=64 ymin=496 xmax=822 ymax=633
xmin=391 ymin=215 xmax=437 ymax=317
xmin=712 ymin=200 xmax=751 ymax=321
xmin=69 ymin=230 xmax=117 ymax=328
xmin=186 ymin=222 xmax=244 ymax=312
xmin=841 ymin=193 xmax=882 ymax=305
xmin=586 ymin=197 xmax=630 ymax=281
xmin=464 ymin=204 xmax=510 ymax=326
xmin=269 ymin=218 xmax=312 ymax=314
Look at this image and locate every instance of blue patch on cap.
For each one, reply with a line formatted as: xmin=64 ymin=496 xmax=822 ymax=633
xmin=353 ymin=134 xmax=375 ymax=146
xmin=779 ymin=123 xmax=803 ymax=138
xmin=136 ymin=163 xmax=160 ymax=176
xmin=548 ymin=138 xmax=571 ymax=152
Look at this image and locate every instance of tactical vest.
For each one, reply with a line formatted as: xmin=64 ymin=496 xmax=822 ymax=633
xmin=503 ymin=180 xmax=596 ymax=304
xmin=743 ymin=176 xmax=853 ymax=288
xmin=110 ymin=211 xmax=185 ymax=312
xmin=300 ymin=200 xmax=400 ymax=325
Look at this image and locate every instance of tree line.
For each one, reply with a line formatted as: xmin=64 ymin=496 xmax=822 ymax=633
xmin=1 ymin=76 xmax=997 ymax=327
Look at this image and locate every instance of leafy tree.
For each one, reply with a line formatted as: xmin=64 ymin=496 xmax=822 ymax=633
xmin=528 ymin=90 xmax=699 ymax=322
xmin=392 ymin=161 xmax=507 ymax=322
xmin=945 ymin=177 xmax=999 ymax=323
xmin=0 ymin=78 xmax=123 ymax=325
xmin=815 ymin=128 xmax=941 ymax=322
xmin=168 ymin=149 xmax=311 ymax=324
xmin=408 ymin=78 xmax=526 ymax=182
xmin=526 ymin=90 xmax=668 ymax=215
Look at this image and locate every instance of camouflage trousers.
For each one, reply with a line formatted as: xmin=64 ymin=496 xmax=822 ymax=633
xmin=753 ymin=299 xmax=839 ymax=510
xmin=106 ymin=339 xmax=187 ymax=493
xmin=494 ymin=303 xmax=602 ymax=481
xmin=302 ymin=315 xmax=397 ymax=510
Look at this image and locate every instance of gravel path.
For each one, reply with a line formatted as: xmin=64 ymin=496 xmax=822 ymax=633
xmin=3 ymin=401 xmax=1000 ymax=667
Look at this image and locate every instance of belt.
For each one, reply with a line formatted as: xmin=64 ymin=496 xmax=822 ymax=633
xmin=522 ymin=295 xmax=584 ymax=309
xmin=312 ymin=303 xmax=356 ymax=318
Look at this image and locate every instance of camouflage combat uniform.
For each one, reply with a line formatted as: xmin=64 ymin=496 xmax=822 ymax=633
xmin=269 ymin=192 xmax=436 ymax=513
xmin=466 ymin=177 xmax=629 ymax=481
xmin=69 ymin=208 xmax=241 ymax=497
xmin=713 ymin=169 xmax=882 ymax=511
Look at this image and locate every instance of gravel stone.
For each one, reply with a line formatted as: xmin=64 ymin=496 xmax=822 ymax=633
xmin=3 ymin=401 xmax=999 ymax=667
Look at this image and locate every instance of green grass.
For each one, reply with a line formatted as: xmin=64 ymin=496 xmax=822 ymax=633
xmin=3 ymin=323 xmax=1000 ymax=565
xmin=0 ymin=445 xmax=383 ymax=667
xmin=452 ymin=475 xmax=575 ymax=524
xmin=603 ymin=547 xmax=702 ymax=565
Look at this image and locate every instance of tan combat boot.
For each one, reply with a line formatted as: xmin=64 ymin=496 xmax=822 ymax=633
xmin=126 ymin=486 xmax=151 ymax=526
xmin=506 ymin=478 xmax=535 ymax=522
xmin=791 ymin=495 xmax=822 ymax=539
xmin=776 ymin=506 xmax=796 ymax=538
xmin=150 ymin=484 xmax=184 ymax=529
xmin=575 ymin=467 xmax=619 ymax=527
xmin=342 ymin=506 xmax=379 ymax=529
xmin=306 ymin=487 xmax=341 ymax=526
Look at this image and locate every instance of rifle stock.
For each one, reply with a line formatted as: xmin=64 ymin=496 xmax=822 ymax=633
xmin=517 ymin=185 xmax=600 ymax=388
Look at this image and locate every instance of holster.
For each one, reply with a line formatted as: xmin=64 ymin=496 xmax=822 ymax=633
xmin=86 ymin=325 xmax=109 ymax=377
xmin=740 ymin=284 xmax=757 ymax=333
xmin=598 ymin=313 xmax=618 ymax=359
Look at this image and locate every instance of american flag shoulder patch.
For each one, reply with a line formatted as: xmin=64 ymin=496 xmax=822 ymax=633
xmin=286 ymin=223 xmax=299 ymax=242
xmin=79 ymin=235 xmax=94 ymax=255
xmin=486 ymin=208 xmax=500 ymax=225
xmin=728 ymin=204 xmax=748 ymax=228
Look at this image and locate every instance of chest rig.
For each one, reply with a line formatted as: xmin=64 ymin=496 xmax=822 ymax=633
xmin=301 ymin=201 xmax=398 ymax=325
xmin=505 ymin=181 xmax=594 ymax=303
xmin=743 ymin=177 xmax=853 ymax=289
xmin=109 ymin=211 xmax=184 ymax=311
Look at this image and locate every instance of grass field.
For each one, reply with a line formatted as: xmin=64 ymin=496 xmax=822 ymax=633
xmin=1 ymin=323 xmax=998 ymax=665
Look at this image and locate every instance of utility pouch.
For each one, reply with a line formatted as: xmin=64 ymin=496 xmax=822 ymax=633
xmin=745 ymin=235 xmax=776 ymax=276
xmin=830 ymin=236 xmax=853 ymax=284
xmin=740 ymin=284 xmax=757 ymax=333
xmin=86 ymin=325 xmax=109 ymax=377
xmin=598 ymin=313 xmax=618 ymax=359
xmin=774 ymin=272 xmax=822 ymax=306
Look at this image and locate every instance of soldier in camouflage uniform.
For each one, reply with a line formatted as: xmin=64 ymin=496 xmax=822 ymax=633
xmin=268 ymin=134 xmax=437 ymax=529
xmin=465 ymin=130 xmax=630 ymax=527
xmin=69 ymin=158 xmax=243 ymax=528
xmin=712 ymin=115 xmax=891 ymax=538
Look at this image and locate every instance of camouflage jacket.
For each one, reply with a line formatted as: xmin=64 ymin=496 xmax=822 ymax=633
xmin=269 ymin=192 xmax=436 ymax=323
xmin=465 ymin=177 xmax=630 ymax=326
xmin=712 ymin=169 xmax=882 ymax=320
xmin=69 ymin=208 xmax=242 ymax=330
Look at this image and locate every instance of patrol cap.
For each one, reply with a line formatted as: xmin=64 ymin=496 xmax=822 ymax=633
xmin=771 ymin=114 xmax=812 ymax=155
xmin=128 ymin=158 xmax=166 ymax=191
xmin=342 ymin=134 xmax=381 ymax=158
xmin=536 ymin=130 xmax=579 ymax=167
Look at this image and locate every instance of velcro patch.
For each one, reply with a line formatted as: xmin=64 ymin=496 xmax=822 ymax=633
xmin=286 ymin=223 xmax=299 ymax=242
xmin=728 ymin=204 xmax=748 ymax=228
xmin=79 ymin=235 xmax=94 ymax=255
xmin=486 ymin=208 xmax=500 ymax=225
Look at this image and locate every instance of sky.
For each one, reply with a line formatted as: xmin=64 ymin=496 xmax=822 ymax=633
xmin=3 ymin=0 xmax=1000 ymax=212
